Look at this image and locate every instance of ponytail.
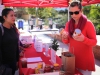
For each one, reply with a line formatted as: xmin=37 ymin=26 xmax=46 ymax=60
xmin=13 ymin=23 xmax=20 ymax=35
xmin=0 ymin=16 xmax=4 ymax=23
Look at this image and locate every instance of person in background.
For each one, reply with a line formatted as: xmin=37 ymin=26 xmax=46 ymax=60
xmin=0 ymin=8 xmax=19 ymax=75
xmin=61 ymin=0 xmax=97 ymax=74
xmin=28 ymin=16 xmax=35 ymax=30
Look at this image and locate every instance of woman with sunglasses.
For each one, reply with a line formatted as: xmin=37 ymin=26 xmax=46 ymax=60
xmin=62 ymin=0 xmax=97 ymax=74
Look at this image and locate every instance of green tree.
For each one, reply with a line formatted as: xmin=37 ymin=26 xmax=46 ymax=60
xmin=38 ymin=8 xmax=57 ymax=25
xmin=89 ymin=5 xmax=100 ymax=34
xmin=36 ymin=8 xmax=44 ymax=18
xmin=27 ymin=7 xmax=36 ymax=15
xmin=14 ymin=7 xmax=28 ymax=19
xmin=53 ymin=9 xmax=68 ymax=28
xmin=51 ymin=8 xmax=58 ymax=19
xmin=42 ymin=8 xmax=53 ymax=18
xmin=83 ymin=5 xmax=91 ymax=17
xmin=58 ymin=8 xmax=68 ymax=14
xmin=83 ymin=5 xmax=100 ymax=34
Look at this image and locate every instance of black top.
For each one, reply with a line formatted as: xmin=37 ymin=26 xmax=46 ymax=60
xmin=0 ymin=26 xmax=19 ymax=64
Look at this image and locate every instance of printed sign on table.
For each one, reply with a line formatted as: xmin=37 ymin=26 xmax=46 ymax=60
xmin=51 ymin=48 xmax=56 ymax=64
xmin=44 ymin=43 xmax=49 ymax=56
xmin=35 ymin=39 xmax=43 ymax=52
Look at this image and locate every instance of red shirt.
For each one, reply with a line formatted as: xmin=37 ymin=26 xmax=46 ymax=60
xmin=62 ymin=20 xmax=97 ymax=71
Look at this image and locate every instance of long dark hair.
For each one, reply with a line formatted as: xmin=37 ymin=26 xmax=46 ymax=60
xmin=0 ymin=8 xmax=13 ymax=23
xmin=68 ymin=1 xmax=87 ymax=37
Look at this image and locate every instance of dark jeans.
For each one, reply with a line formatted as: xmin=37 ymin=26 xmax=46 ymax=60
xmin=49 ymin=25 xmax=52 ymax=29
xmin=4 ymin=61 xmax=17 ymax=75
xmin=40 ymin=25 xmax=42 ymax=29
xmin=31 ymin=25 xmax=33 ymax=29
xmin=18 ymin=27 xmax=23 ymax=30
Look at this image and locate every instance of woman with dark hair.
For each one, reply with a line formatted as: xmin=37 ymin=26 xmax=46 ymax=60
xmin=62 ymin=0 xmax=97 ymax=73
xmin=0 ymin=8 xmax=19 ymax=75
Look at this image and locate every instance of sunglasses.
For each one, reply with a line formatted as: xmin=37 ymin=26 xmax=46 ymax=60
xmin=69 ymin=11 xmax=80 ymax=15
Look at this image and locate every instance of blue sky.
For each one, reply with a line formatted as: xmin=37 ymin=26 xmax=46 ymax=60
xmin=54 ymin=7 xmax=67 ymax=11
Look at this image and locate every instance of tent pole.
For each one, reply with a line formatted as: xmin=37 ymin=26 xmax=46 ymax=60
xmin=68 ymin=7 xmax=70 ymax=21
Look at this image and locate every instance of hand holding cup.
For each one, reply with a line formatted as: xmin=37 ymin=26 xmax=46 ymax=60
xmin=73 ymin=29 xmax=84 ymax=41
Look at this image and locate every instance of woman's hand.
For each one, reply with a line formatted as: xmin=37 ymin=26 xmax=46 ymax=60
xmin=23 ymin=44 xmax=31 ymax=48
xmin=19 ymin=46 xmax=25 ymax=51
xmin=19 ymin=50 xmax=24 ymax=57
xmin=73 ymin=33 xmax=85 ymax=41
xmin=61 ymin=31 xmax=69 ymax=40
xmin=16 ymin=62 xmax=19 ymax=70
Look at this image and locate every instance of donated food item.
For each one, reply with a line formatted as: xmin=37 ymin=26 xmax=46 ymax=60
xmin=21 ymin=58 xmax=27 ymax=68
xmin=59 ymin=28 xmax=65 ymax=35
xmin=73 ymin=29 xmax=81 ymax=36
xmin=37 ymin=62 xmax=43 ymax=69
xmin=59 ymin=28 xmax=68 ymax=36
xmin=35 ymin=67 xmax=40 ymax=74
xmin=64 ymin=52 xmax=71 ymax=57
xmin=53 ymin=63 xmax=60 ymax=71
xmin=44 ymin=64 xmax=52 ymax=73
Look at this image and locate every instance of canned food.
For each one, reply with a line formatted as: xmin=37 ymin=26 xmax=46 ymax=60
xmin=35 ymin=67 xmax=40 ymax=74
xmin=53 ymin=63 xmax=60 ymax=71
xmin=73 ymin=29 xmax=81 ymax=36
xmin=37 ymin=62 xmax=43 ymax=69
